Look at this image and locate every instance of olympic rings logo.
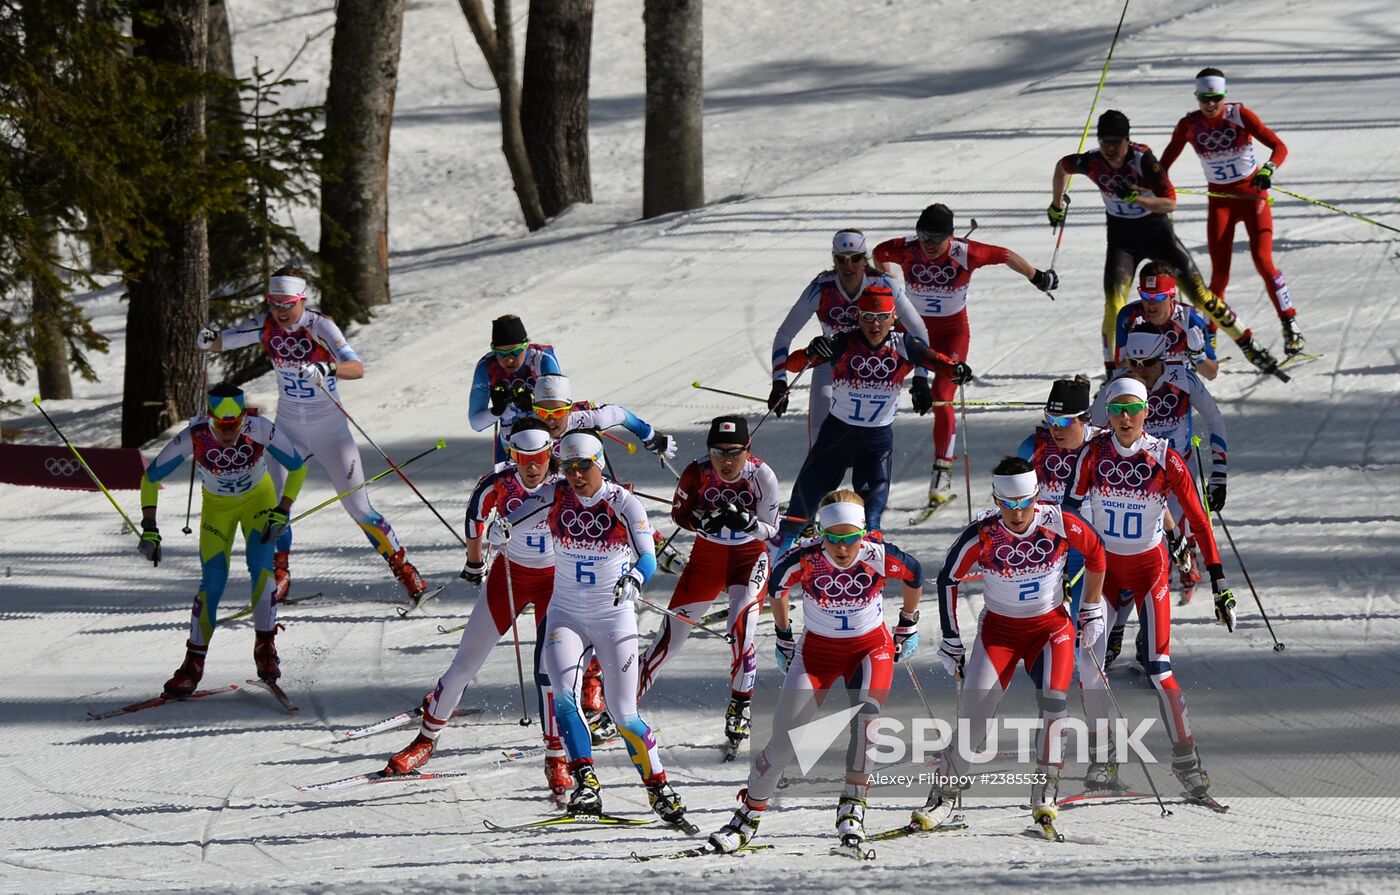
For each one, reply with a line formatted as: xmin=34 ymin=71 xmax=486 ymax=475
xmin=993 ymin=538 xmax=1056 ymax=566
xmin=45 ymin=457 xmax=81 ymax=476
xmin=909 ymin=263 xmax=958 ymax=287
xmin=1097 ymin=172 xmax=1137 ymax=193
xmin=267 ymin=334 xmax=312 ymax=360
xmin=1149 ymin=392 xmax=1180 ymax=417
xmin=560 ymin=508 xmax=611 ymax=539
xmin=1196 ymin=127 xmax=1239 ymax=151
xmin=813 ymin=571 xmax=875 ymax=598
xmin=1042 ymin=452 xmax=1075 ymax=481
xmin=825 ymin=303 xmax=858 ymax=329
xmin=204 ymin=444 xmax=255 ymax=467
xmin=1097 ymin=459 xmax=1150 ymax=488
xmin=702 ymin=486 xmax=754 ymax=508
xmin=503 ymin=495 xmax=524 ymax=514
xmin=850 ymin=354 xmax=898 ymax=378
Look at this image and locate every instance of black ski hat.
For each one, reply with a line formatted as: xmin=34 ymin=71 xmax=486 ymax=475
xmin=1045 ymin=378 xmax=1091 ymax=416
xmin=1097 ymin=110 xmax=1131 ymax=139
xmin=491 ymin=314 xmax=528 ymax=347
xmin=707 ymin=415 xmax=750 ymax=448
xmin=916 ymin=203 xmax=955 ymax=240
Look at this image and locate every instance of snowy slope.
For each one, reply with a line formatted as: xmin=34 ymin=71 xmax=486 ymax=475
xmin=3 ymin=0 xmax=1400 ymax=892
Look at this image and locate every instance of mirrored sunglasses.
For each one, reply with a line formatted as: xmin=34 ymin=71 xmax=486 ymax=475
xmin=511 ymin=446 xmax=552 ymax=465
xmin=859 ymin=311 xmax=893 ymax=322
xmin=1045 ymin=412 xmax=1080 ymax=428
xmin=818 ymin=527 xmax=865 ymax=545
xmin=1106 ymin=400 xmax=1149 ymax=415
xmin=994 ymin=494 xmax=1036 ymax=510
xmin=560 ymin=458 xmax=596 ymax=474
xmin=709 ymin=446 xmax=747 ymax=458
xmin=533 ymin=404 xmax=571 ymax=420
xmin=1138 ymin=289 xmax=1174 ymax=303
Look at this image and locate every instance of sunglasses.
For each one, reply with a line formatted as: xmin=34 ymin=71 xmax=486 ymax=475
xmin=532 ymin=404 xmax=572 ymax=420
xmin=560 ymin=458 xmax=596 ymax=474
xmin=211 ymin=415 xmax=244 ymax=432
xmin=859 ymin=311 xmax=893 ymax=322
xmin=709 ymin=446 xmax=747 ymax=458
xmin=1127 ymin=357 xmax=1163 ymax=368
xmin=819 ymin=527 xmax=865 ymax=545
xmin=834 ymin=252 xmax=865 ymax=264
xmin=1045 ymin=412 xmax=1081 ymax=428
xmin=493 ymin=343 xmax=528 ymax=358
xmin=1098 ymin=137 xmax=1126 ymax=147
xmin=265 ymin=296 xmax=302 ymax=308
xmin=511 ymin=447 xmax=552 ymax=465
xmin=1106 ymin=400 xmax=1149 ymax=415
xmin=994 ymin=494 xmax=1036 ymax=510
xmin=1139 ymin=289 xmax=1174 ymax=303
xmin=1195 ymin=93 xmax=1226 ymax=101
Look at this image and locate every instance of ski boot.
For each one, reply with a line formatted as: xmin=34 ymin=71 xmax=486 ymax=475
xmin=646 ymin=776 xmax=689 ymax=827
xmin=1084 ymin=761 xmax=1121 ymax=791
xmin=724 ymin=695 xmax=751 ymax=747
xmin=835 ymin=795 xmax=867 ymax=843
xmin=385 ymin=731 xmax=437 ymax=776
xmin=1235 ymin=334 xmax=1288 ymax=381
xmin=1282 ymin=316 xmax=1306 ymax=357
xmin=587 ymin=709 xmax=617 ymax=743
xmin=388 ymin=547 xmax=427 ymax=600
xmin=709 ymin=798 xmax=763 ymax=853
xmin=910 ymin=776 xmax=963 ymax=830
xmin=1172 ymin=743 xmax=1211 ymax=798
xmin=566 ymin=763 xmax=603 ymax=816
xmin=928 ymin=460 xmax=955 ymax=507
xmin=1030 ymin=768 xmax=1061 ymax=828
xmin=162 ymin=640 xmax=208 ymax=698
xmin=544 ymin=736 xmax=570 ymax=797
xmin=1105 ymin=625 xmax=1125 ymax=666
xmin=254 ymin=629 xmax=281 ymax=683
xmin=272 ymin=550 xmax=291 ymax=603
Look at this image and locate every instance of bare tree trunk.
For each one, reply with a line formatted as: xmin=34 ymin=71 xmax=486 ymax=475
xmin=521 ymin=0 xmax=593 ymax=218
xmin=458 ymin=0 xmax=546 ymax=231
xmin=123 ymin=0 xmax=209 ymax=448
xmin=33 ymin=223 xmax=72 ymax=400
xmin=642 ymin=0 xmax=703 ymax=219
xmin=318 ymin=0 xmax=406 ymax=320
xmin=206 ymin=0 xmax=234 ymax=81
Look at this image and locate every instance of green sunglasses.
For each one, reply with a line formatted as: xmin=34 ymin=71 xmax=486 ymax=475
xmin=1106 ymin=400 xmax=1149 ymax=416
xmin=819 ymin=527 xmax=866 ymax=545
xmin=493 ymin=343 xmax=528 ymax=357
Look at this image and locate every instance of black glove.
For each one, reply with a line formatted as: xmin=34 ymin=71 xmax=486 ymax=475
xmin=489 ymin=382 xmax=512 ymax=416
xmin=261 ymin=505 xmax=290 ymax=544
xmin=767 ymin=381 xmax=790 ymax=417
xmin=774 ymin=624 xmax=796 ymax=673
xmin=644 ymin=431 xmax=676 ymax=458
xmin=1250 ymin=163 xmax=1275 ymax=191
xmin=509 ymin=385 xmax=533 ymax=414
xmin=1207 ymin=563 xmax=1236 ymax=632
xmin=138 ymin=518 xmax=162 ymax=566
xmin=947 ymin=361 xmax=973 ymax=385
xmin=1208 ymin=480 xmax=1227 ymax=513
xmin=697 ymin=508 xmax=728 ymax=536
xmin=910 ymin=376 xmax=933 ymax=415
xmin=1165 ymin=528 xmax=1193 ymax=576
xmin=460 ymin=558 xmax=486 ymax=585
xmin=805 ymin=335 xmax=835 ymax=364
xmin=1031 ymin=269 xmax=1059 ymax=293
xmin=717 ymin=500 xmax=757 ymax=534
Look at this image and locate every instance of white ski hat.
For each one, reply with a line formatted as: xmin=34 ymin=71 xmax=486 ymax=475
xmin=558 ymin=431 xmax=604 ymax=466
xmin=507 ymin=427 xmax=552 ymax=455
xmin=1123 ymin=330 xmax=1169 ymax=361
xmin=832 ymin=230 xmax=867 ymax=255
xmin=533 ymin=374 xmax=572 ymax=404
xmin=1105 ymin=376 xmax=1149 ymax=402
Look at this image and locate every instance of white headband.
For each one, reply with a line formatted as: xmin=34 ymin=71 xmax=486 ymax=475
xmin=1195 ymin=75 xmax=1226 ymax=95
xmin=1106 ymin=375 xmax=1149 ymax=402
xmin=817 ymin=501 xmax=865 ymax=530
xmin=992 ymin=471 xmax=1039 ymax=499
xmin=267 ymin=275 xmax=307 ymax=298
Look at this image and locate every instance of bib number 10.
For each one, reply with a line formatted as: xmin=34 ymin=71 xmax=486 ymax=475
xmin=1101 ymin=507 xmax=1143 ymax=539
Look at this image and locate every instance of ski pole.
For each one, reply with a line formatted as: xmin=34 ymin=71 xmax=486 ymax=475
xmin=290 ymin=441 xmax=445 ymax=525
xmin=316 ymin=383 xmax=466 ymax=547
xmin=958 ymin=382 xmax=973 ymax=524
xmin=1190 ymin=435 xmax=1286 ymax=652
xmin=1080 ymin=636 xmax=1172 ymax=817
xmin=1047 ymin=0 xmax=1133 ymax=278
xmin=600 ymin=429 xmax=638 ymax=454
xmin=691 ymin=381 xmax=766 ymax=403
xmin=183 ymin=353 xmax=210 ymax=535
xmin=1273 ymin=186 xmax=1400 ymax=234
xmin=638 ymin=596 xmax=735 ymax=643
xmin=31 ymin=396 xmax=140 ymax=536
xmin=500 ymin=542 xmax=533 ymax=727
xmin=1176 ymin=186 xmax=1276 ymax=207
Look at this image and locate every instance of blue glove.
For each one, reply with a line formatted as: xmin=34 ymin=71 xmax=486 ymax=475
xmin=893 ymin=610 xmax=920 ymax=662
xmin=774 ymin=624 xmax=796 ymax=674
